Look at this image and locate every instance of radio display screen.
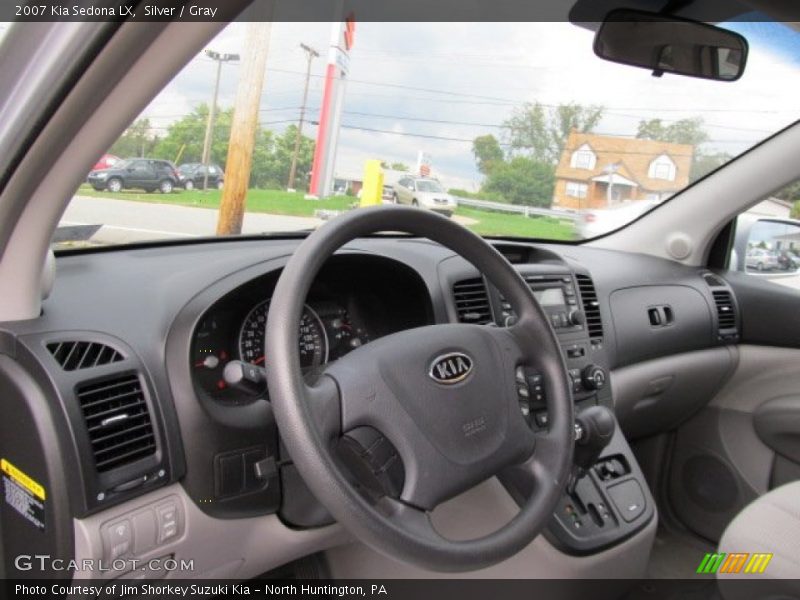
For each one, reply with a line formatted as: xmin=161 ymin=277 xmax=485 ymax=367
xmin=534 ymin=287 xmax=566 ymax=307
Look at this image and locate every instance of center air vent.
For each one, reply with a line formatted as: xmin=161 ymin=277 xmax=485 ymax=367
xmin=453 ymin=278 xmax=492 ymax=324
xmin=48 ymin=341 xmax=123 ymax=371
xmin=712 ymin=290 xmax=737 ymax=331
xmin=75 ymin=374 xmax=156 ymax=473
xmin=576 ymin=274 xmax=604 ymax=342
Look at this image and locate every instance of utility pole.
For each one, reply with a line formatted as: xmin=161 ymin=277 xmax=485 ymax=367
xmin=287 ymin=43 xmax=319 ymax=192
xmin=216 ymin=22 xmax=272 ymax=235
xmin=201 ymin=50 xmax=239 ymax=191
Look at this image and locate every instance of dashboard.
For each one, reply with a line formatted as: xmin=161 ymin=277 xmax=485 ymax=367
xmin=0 ymin=234 xmax=752 ymax=573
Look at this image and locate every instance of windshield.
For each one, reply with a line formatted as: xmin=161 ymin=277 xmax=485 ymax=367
xmin=416 ymin=181 xmax=445 ymax=193
xmin=43 ymin=20 xmax=800 ymax=247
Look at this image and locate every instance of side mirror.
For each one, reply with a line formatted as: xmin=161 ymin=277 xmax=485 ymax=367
xmin=732 ymin=217 xmax=800 ymax=275
xmin=594 ymin=9 xmax=748 ymax=81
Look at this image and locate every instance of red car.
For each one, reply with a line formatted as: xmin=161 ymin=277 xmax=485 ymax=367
xmin=92 ymin=153 xmax=120 ymax=171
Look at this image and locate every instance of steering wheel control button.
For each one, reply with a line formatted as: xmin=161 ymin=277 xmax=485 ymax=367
xmin=103 ymin=519 xmax=133 ymax=561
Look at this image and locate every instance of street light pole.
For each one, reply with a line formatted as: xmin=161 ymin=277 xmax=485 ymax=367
xmin=287 ymin=43 xmax=319 ymax=191
xmin=201 ymin=50 xmax=239 ymax=192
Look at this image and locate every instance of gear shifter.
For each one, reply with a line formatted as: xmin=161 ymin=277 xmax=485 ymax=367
xmin=567 ymin=405 xmax=615 ymax=495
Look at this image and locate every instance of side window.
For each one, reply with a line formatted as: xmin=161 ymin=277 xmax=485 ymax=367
xmin=731 ymin=187 xmax=800 ymax=288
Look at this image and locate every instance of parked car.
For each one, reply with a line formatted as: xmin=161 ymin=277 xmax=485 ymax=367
xmin=87 ymin=158 xmax=180 ymax=193
xmin=177 ymin=162 xmax=224 ymax=190
xmin=745 ymin=248 xmax=780 ymax=271
xmin=91 ymin=153 xmax=120 ymax=171
xmin=392 ymin=176 xmax=456 ymax=217
xmin=576 ymin=199 xmax=660 ymax=238
xmin=381 ymin=184 xmax=394 ymax=202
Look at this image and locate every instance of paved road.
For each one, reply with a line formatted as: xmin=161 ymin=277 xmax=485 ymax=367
xmin=61 ymin=195 xmax=322 ymax=244
xmin=60 ymin=195 xmax=478 ymax=245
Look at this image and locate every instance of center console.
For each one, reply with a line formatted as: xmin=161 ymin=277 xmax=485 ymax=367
xmin=485 ymin=262 xmax=655 ymax=555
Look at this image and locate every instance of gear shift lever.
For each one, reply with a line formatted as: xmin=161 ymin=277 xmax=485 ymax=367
xmin=567 ymin=405 xmax=615 ymax=495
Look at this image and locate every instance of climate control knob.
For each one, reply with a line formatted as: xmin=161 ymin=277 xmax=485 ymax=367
xmin=581 ymin=365 xmax=607 ymax=391
xmin=569 ymin=310 xmax=585 ymax=326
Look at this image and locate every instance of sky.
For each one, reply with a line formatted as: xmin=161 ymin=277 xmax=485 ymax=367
xmin=136 ymin=20 xmax=800 ymax=191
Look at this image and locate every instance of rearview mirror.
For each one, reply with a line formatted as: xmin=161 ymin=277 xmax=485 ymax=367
xmin=594 ymin=9 xmax=748 ymax=81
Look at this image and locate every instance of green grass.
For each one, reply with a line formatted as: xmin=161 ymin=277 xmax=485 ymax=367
xmin=76 ymin=185 xmax=352 ymax=216
xmin=76 ymin=185 xmax=576 ymax=240
xmin=455 ymin=207 xmax=576 ymax=240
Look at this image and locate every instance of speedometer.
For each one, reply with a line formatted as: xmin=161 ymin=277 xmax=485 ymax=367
xmin=239 ymin=300 xmax=328 ymax=371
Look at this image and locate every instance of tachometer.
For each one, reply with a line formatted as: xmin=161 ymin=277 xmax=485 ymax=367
xmin=238 ymin=300 xmax=328 ymax=371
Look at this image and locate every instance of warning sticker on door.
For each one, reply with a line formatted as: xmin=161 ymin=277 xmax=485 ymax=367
xmin=1 ymin=458 xmax=45 ymax=531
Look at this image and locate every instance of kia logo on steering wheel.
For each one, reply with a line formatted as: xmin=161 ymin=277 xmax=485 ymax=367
xmin=429 ymin=352 xmax=473 ymax=384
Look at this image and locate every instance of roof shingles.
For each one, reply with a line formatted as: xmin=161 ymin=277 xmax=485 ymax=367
xmin=555 ymin=130 xmax=694 ymax=193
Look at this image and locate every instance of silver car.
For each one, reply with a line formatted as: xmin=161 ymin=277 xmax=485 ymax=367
xmin=745 ymin=248 xmax=780 ymax=271
xmin=392 ymin=177 xmax=456 ymax=217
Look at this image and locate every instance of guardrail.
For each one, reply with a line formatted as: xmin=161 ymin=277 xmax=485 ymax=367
xmin=453 ymin=196 xmax=579 ymax=221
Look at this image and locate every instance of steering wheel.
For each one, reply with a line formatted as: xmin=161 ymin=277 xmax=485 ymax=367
xmin=265 ymin=206 xmax=573 ymax=572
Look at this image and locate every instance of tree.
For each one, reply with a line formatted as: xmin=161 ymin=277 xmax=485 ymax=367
xmin=145 ymin=105 xmax=315 ymax=189
xmin=472 ymin=134 xmax=504 ymax=175
xmin=109 ymin=118 xmax=159 ymax=158
xmin=690 ymin=151 xmax=731 ymax=182
xmin=380 ymin=161 xmax=410 ymax=172
xmin=152 ymin=105 xmax=233 ymax=167
xmin=482 ymin=157 xmax=555 ymax=207
xmin=775 ymin=181 xmax=800 ymax=204
xmin=503 ymin=102 xmax=603 ymax=164
xmin=249 ymin=125 xmax=315 ymax=189
xmin=636 ymin=117 xmax=709 ymax=146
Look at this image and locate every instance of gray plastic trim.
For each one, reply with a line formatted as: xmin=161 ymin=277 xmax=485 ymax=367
xmin=325 ymin=477 xmax=657 ymax=580
xmin=611 ymin=346 xmax=737 ymax=440
xmin=73 ymin=483 xmax=347 ymax=581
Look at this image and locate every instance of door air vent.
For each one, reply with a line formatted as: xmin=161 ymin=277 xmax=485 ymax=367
xmin=576 ymin=274 xmax=604 ymax=342
xmin=712 ymin=290 xmax=737 ymax=331
xmin=75 ymin=374 xmax=156 ymax=473
xmin=453 ymin=278 xmax=492 ymax=324
xmin=47 ymin=341 xmax=123 ymax=371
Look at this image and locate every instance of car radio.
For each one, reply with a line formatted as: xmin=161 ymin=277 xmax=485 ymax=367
xmin=499 ymin=274 xmax=584 ymax=331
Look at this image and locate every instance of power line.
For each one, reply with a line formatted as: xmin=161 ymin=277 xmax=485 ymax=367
xmin=328 ymin=122 xmax=741 ymax=155
xmin=338 ymin=109 xmax=773 ymax=136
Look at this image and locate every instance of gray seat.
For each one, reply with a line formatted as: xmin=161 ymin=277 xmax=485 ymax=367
xmin=717 ymin=480 xmax=800 ymax=599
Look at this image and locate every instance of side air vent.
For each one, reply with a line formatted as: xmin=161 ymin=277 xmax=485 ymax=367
xmin=48 ymin=341 xmax=123 ymax=371
xmin=453 ymin=278 xmax=492 ymax=324
xmin=702 ymin=272 xmax=726 ymax=287
xmin=712 ymin=290 xmax=737 ymax=331
xmin=576 ymin=274 xmax=604 ymax=342
xmin=75 ymin=374 xmax=156 ymax=473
